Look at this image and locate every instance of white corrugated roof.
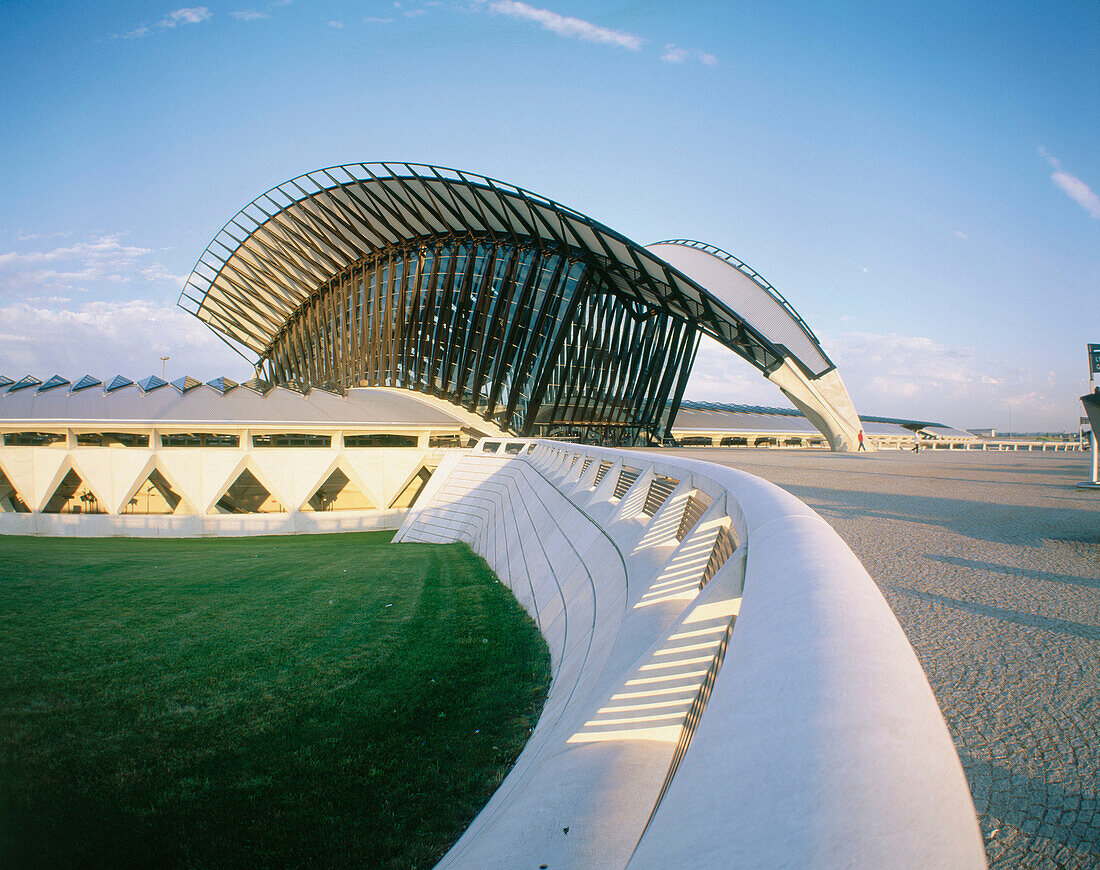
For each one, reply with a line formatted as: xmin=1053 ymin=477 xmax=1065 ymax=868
xmin=672 ymin=406 xmax=915 ymax=438
xmin=922 ymin=425 xmax=977 ymax=440
xmin=0 ymin=383 xmax=465 ymax=428
xmin=648 ymin=242 xmax=832 ymax=377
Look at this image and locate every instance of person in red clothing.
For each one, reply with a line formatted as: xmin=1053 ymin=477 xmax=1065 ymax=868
xmin=857 ymin=429 xmax=866 ymax=451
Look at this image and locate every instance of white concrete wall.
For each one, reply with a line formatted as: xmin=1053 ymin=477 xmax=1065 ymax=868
xmin=396 ymin=439 xmax=985 ymax=870
xmin=0 ymin=508 xmax=407 ymax=537
xmin=0 ymin=442 xmax=444 ymax=536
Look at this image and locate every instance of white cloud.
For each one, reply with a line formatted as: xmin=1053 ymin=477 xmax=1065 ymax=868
xmin=328 ymin=20 xmax=344 ymax=27
xmin=1050 ymin=170 xmax=1100 ymax=218
xmin=661 ymin=44 xmax=688 ymax=63
xmin=683 ymin=336 xmax=779 ymax=406
xmin=953 ymin=230 xmax=968 ymax=240
xmin=661 ymin=43 xmax=718 ymax=65
xmin=0 ymin=299 xmax=241 ymax=380
xmin=684 ymin=330 xmax=1083 ymax=431
xmin=0 ymin=235 xmax=156 ymax=290
xmin=231 ymin=10 xmax=267 ymax=21
xmin=0 ymin=234 xmax=183 ymax=296
xmin=14 ymin=230 xmax=73 ymax=242
xmin=121 ymin=6 xmax=212 ymax=38
xmin=138 ymin=263 xmax=187 ymax=284
xmin=825 ymin=331 xmax=1080 ymax=429
xmin=479 ymin=1 xmax=644 ymax=50
xmin=1038 ymin=147 xmax=1100 ymax=219
xmin=163 ymin=7 xmax=211 ymax=25
xmin=364 ymin=16 xmax=394 ymax=24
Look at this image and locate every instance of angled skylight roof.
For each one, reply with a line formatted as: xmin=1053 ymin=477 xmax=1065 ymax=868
xmin=0 ymin=375 xmax=13 ymax=389
xmin=9 ymin=375 xmax=42 ymax=392
xmin=206 ymin=376 xmax=239 ymax=395
xmin=239 ymin=377 xmax=273 ymax=395
xmin=171 ymin=376 xmax=203 ymax=394
xmin=137 ymin=375 xmax=168 ymax=393
xmin=278 ymin=380 xmax=308 ymax=395
xmin=106 ymin=375 xmax=135 ymax=393
xmin=71 ymin=375 xmax=103 ymax=393
xmin=38 ymin=375 xmax=71 ymax=393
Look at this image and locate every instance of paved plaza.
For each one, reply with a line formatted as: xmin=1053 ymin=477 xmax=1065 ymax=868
xmin=665 ymin=447 xmax=1100 ymax=868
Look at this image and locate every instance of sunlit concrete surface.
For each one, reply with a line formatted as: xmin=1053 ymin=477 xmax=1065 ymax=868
xmin=656 ymin=447 xmax=1100 ymax=868
xmin=398 ymin=441 xmax=984 ymax=869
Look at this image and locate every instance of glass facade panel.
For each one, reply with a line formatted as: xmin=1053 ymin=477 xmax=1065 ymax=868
xmin=264 ymin=236 xmax=698 ymax=444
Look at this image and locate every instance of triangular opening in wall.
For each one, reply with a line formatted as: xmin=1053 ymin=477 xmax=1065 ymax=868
xmin=123 ymin=468 xmax=189 ymax=515
xmin=388 ymin=465 xmax=436 ymax=509
xmin=0 ymin=465 xmax=31 ymax=513
xmin=43 ymin=468 xmax=106 ymax=514
xmin=212 ymin=467 xmax=285 ymax=514
xmin=304 ymin=467 xmax=375 ymax=512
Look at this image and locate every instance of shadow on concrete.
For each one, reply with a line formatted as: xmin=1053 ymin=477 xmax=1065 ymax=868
xmin=781 ymin=485 xmax=1100 ymax=548
xmin=955 ymin=748 xmax=1100 ymax=862
xmin=885 ymin=584 xmax=1100 ymax=642
xmin=926 ymin=554 xmax=1100 ymax=590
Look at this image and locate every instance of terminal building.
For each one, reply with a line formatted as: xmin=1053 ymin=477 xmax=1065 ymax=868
xmin=0 ymin=162 xmax=964 ymax=532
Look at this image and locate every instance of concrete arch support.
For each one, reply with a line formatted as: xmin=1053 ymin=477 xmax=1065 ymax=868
xmin=767 ymin=359 xmax=870 ymax=452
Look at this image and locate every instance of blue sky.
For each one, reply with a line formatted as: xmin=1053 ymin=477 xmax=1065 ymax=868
xmin=0 ymin=0 xmax=1096 ymax=431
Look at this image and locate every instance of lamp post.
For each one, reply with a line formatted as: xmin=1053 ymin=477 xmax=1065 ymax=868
xmin=160 ymin=356 xmax=169 ymax=379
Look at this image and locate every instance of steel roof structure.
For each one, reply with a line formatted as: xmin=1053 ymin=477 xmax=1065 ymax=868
xmin=177 ymin=163 xmax=865 ymax=448
xmin=179 ymin=163 xmax=783 ymax=369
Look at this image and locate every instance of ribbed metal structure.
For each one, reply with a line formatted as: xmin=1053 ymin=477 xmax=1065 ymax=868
xmin=259 ymin=240 xmax=698 ymax=441
xmin=179 ymin=163 xmax=790 ymax=443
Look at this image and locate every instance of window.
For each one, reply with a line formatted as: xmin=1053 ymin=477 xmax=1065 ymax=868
xmin=343 ymin=434 xmax=417 ymax=448
xmin=125 ymin=469 xmax=187 ymax=514
xmin=3 ymin=432 xmax=65 ymax=446
xmin=214 ymin=468 xmax=284 ymax=513
xmin=76 ymin=432 xmax=149 ymax=447
xmin=0 ymin=468 xmax=30 ymax=512
xmin=43 ymin=469 xmax=104 ymax=514
xmin=252 ymin=434 xmax=331 ymax=448
xmin=160 ymin=433 xmax=240 ymax=448
xmin=389 ymin=466 xmax=435 ymax=509
xmin=306 ymin=469 xmax=374 ymax=511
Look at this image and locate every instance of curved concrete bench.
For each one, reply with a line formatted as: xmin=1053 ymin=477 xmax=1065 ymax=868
xmin=395 ymin=440 xmax=985 ymax=869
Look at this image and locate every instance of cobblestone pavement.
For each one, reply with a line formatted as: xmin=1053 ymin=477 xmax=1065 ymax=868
xmin=668 ymin=448 xmax=1100 ymax=868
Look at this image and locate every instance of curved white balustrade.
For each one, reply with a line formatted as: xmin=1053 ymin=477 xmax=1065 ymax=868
xmin=394 ymin=439 xmax=985 ymax=869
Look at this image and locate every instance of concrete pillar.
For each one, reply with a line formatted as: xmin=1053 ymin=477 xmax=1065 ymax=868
xmin=766 ymin=360 xmax=869 ymax=453
xmin=1091 ymin=430 xmax=1099 ymax=485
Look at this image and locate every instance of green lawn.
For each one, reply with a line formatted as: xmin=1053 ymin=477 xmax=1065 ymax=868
xmin=0 ymin=531 xmax=551 ymax=869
